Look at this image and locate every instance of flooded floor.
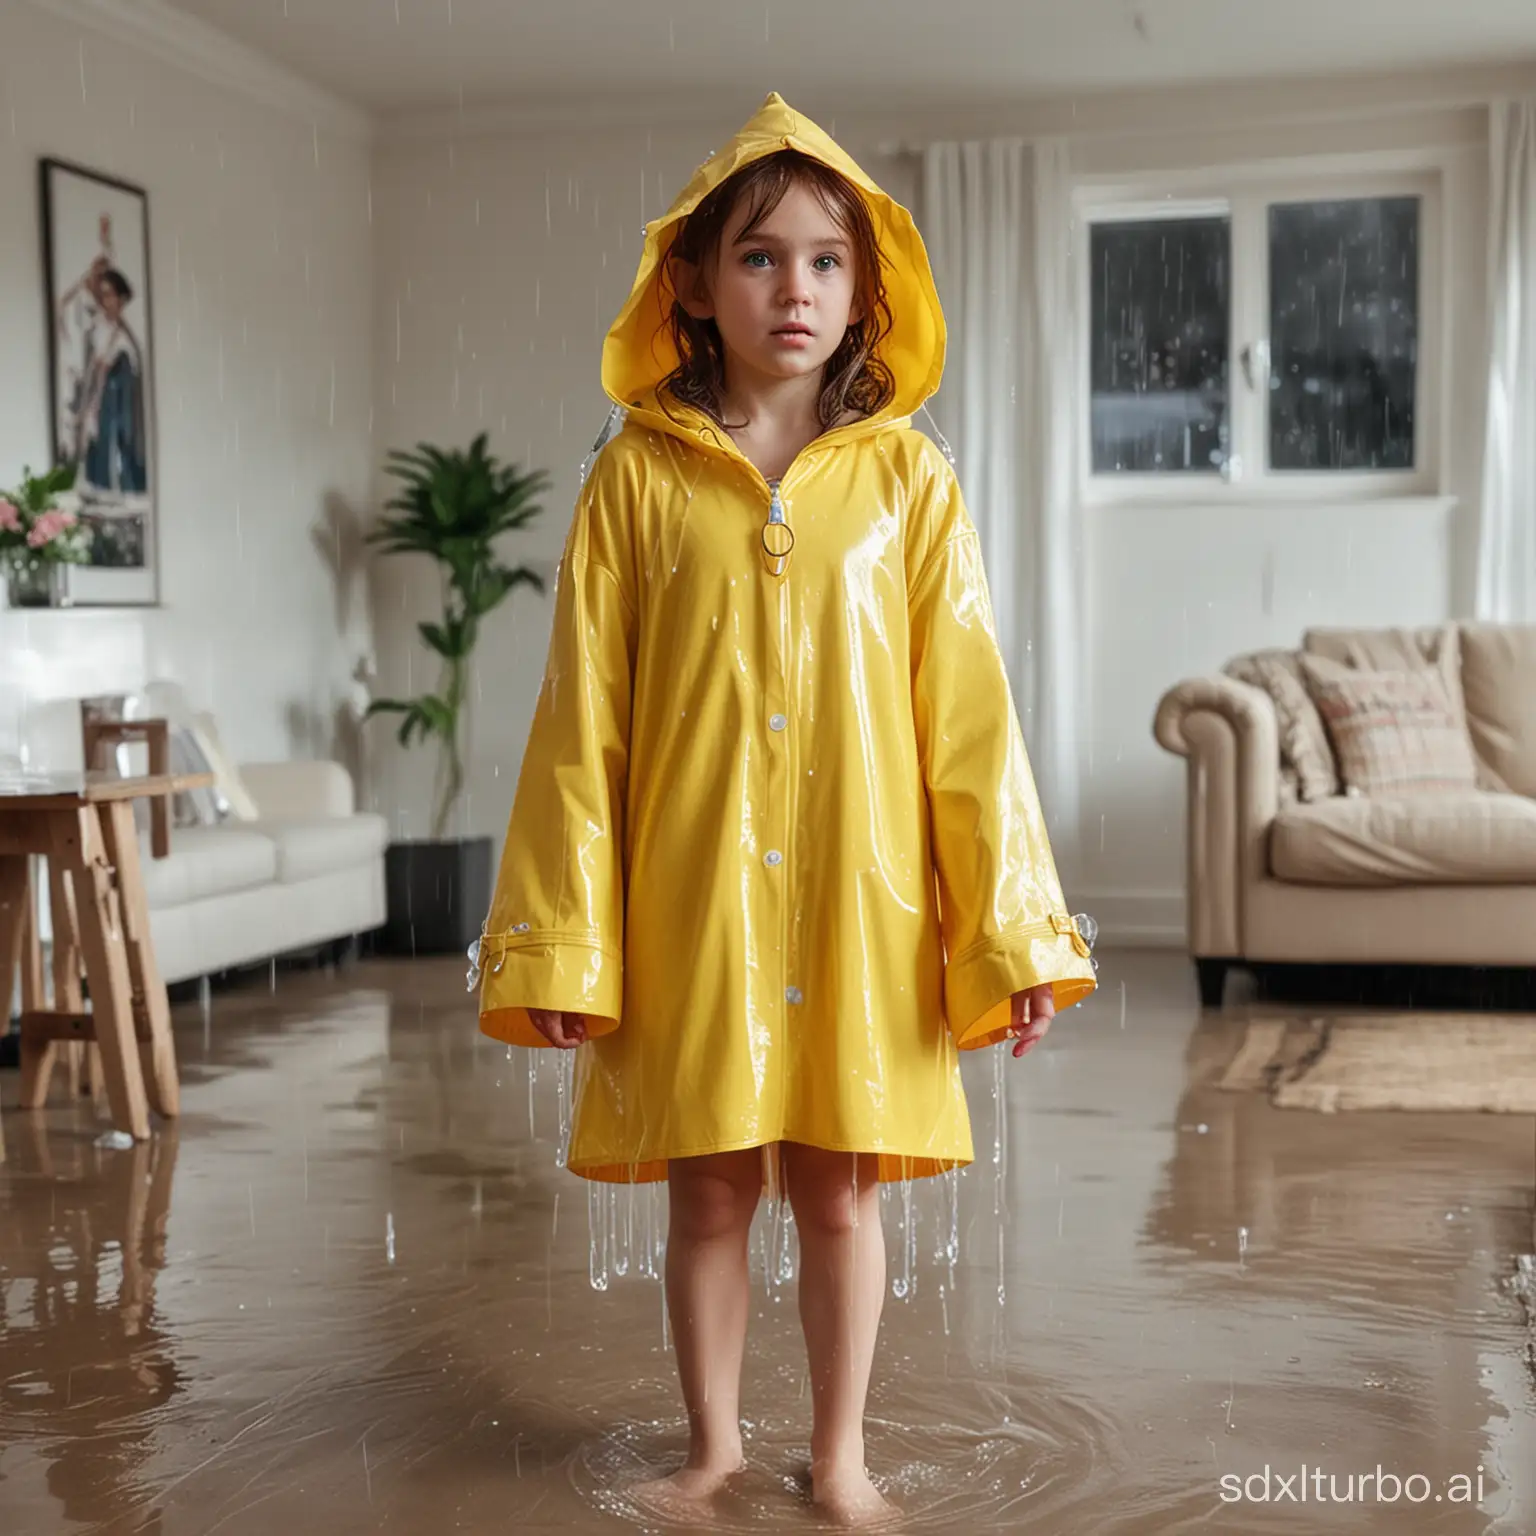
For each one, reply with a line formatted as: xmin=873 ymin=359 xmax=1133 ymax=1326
xmin=1 ymin=949 xmax=1533 ymax=1534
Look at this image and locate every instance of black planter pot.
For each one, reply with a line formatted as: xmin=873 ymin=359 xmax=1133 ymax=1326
xmin=384 ymin=837 xmax=493 ymax=957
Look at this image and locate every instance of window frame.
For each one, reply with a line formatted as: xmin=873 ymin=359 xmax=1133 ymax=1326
xmin=1075 ymin=152 xmax=1445 ymax=507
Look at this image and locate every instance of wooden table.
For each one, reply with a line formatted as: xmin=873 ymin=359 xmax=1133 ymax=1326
xmin=0 ymin=770 xmax=212 ymax=1140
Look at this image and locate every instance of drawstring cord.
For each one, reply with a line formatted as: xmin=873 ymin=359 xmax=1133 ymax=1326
xmin=919 ymin=402 xmax=958 ymax=469
xmin=578 ymin=402 xmax=628 ymax=489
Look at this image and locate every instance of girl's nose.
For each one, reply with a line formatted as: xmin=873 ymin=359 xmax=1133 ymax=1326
xmin=780 ymin=265 xmax=814 ymax=304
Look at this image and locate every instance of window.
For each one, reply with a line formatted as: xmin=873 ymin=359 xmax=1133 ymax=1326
xmin=1090 ymin=215 xmax=1230 ymax=474
xmin=1267 ymin=196 xmax=1418 ymax=472
xmin=1080 ymin=167 xmax=1439 ymax=501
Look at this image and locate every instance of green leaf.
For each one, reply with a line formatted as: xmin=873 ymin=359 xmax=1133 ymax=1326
xmin=419 ymin=618 xmax=468 ymax=659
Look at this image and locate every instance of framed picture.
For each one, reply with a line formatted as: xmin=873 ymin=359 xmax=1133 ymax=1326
xmin=40 ymin=158 xmax=158 ymax=606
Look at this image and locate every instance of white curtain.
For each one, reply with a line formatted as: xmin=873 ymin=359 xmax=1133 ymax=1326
xmin=920 ymin=137 xmax=1085 ymax=858
xmin=1475 ymin=98 xmax=1536 ymax=620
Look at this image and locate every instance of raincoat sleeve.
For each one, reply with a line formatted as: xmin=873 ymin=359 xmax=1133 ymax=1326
xmin=909 ymin=459 xmax=1097 ymax=1051
xmin=478 ymin=460 xmax=637 ymax=1049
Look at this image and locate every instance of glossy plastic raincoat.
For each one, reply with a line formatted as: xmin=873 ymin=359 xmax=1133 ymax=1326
xmin=477 ymin=92 xmax=1096 ymax=1183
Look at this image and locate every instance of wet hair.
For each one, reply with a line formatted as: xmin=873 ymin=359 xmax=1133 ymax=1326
xmin=656 ymin=149 xmax=895 ymax=434
xmin=100 ymin=268 xmax=133 ymax=303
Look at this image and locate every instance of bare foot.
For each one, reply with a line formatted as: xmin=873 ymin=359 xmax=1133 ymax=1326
xmin=812 ymin=1465 xmax=898 ymax=1529
xmin=631 ymin=1456 xmax=745 ymax=1519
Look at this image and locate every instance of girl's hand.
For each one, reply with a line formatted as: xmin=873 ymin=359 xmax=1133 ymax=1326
xmin=1006 ymin=983 xmax=1056 ymax=1059
xmin=529 ymin=1008 xmax=588 ymax=1049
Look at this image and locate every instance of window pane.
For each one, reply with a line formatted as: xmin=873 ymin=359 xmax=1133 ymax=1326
xmin=1268 ymin=196 xmax=1418 ymax=471
xmin=1090 ymin=217 xmax=1229 ymax=474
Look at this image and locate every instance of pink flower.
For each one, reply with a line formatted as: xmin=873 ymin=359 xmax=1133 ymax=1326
xmin=0 ymin=499 xmax=19 ymax=534
xmin=27 ymin=510 xmax=69 ymax=548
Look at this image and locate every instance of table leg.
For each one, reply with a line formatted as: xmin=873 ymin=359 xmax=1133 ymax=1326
xmin=0 ymin=852 xmax=27 ymax=1001
xmin=19 ymin=857 xmax=45 ymax=1011
xmin=52 ymin=807 xmax=150 ymax=1141
xmin=100 ymin=801 xmax=179 ymax=1119
xmin=45 ymin=857 xmax=91 ymax=1098
xmin=0 ymin=853 xmax=29 ymax=1149
xmin=6 ymin=857 xmax=63 ymax=1111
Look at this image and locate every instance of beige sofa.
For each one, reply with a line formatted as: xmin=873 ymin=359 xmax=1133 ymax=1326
xmin=1153 ymin=623 xmax=1536 ymax=1005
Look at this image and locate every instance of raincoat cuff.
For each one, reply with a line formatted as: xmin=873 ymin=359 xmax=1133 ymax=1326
xmin=946 ymin=917 xmax=1098 ymax=1051
xmin=478 ymin=935 xmax=623 ymax=1049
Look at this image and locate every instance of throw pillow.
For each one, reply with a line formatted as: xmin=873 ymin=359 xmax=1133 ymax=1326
xmin=1303 ymin=624 xmax=1508 ymax=792
xmin=169 ymin=726 xmax=226 ymax=827
xmin=190 ymin=712 xmax=261 ymax=821
xmin=1224 ymin=649 xmax=1340 ymax=802
xmin=129 ymin=725 xmax=226 ymax=835
xmin=1299 ymin=654 xmax=1478 ymax=796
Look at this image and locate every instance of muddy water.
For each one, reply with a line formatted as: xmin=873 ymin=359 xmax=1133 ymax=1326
xmin=1 ymin=951 xmax=1531 ymax=1534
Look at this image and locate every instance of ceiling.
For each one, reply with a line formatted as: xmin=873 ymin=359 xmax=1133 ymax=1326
xmin=159 ymin=0 xmax=1536 ymax=118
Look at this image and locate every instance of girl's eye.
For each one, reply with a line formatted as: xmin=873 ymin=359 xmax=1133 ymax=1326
xmin=742 ymin=252 xmax=842 ymax=271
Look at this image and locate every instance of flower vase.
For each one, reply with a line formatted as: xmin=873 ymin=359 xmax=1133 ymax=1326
xmin=5 ymin=562 xmax=67 ymax=609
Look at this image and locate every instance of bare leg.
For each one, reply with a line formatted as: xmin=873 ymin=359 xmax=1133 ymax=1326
xmin=632 ymin=1147 xmax=762 ymax=1514
xmin=782 ymin=1143 xmax=894 ymax=1528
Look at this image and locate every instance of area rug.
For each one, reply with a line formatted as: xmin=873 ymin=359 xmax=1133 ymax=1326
xmin=1217 ymin=1014 xmax=1536 ymax=1113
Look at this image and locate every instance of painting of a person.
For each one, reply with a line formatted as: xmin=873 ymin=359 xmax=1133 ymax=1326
xmin=56 ymin=242 xmax=149 ymax=500
xmin=42 ymin=163 xmax=158 ymax=599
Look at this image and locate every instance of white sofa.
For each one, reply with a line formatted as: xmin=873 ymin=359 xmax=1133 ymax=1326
xmin=145 ymin=759 xmax=386 ymax=984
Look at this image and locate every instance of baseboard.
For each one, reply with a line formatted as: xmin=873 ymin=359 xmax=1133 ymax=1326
xmin=1070 ymin=888 xmax=1185 ymax=949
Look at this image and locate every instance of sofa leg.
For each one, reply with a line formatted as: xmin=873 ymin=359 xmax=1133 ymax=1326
xmin=1195 ymin=957 xmax=1231 ymax=1009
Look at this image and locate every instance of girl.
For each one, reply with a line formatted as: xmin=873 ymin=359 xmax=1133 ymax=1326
xmin=474 ymin=92 xmax=1097 ymax=1527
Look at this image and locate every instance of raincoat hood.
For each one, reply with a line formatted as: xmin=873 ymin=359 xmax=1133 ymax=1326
xmin=602 ymin=92 xmax=946 ymax=443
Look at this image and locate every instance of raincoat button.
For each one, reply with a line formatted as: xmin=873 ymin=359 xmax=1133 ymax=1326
xmin=785 ymin=986 xmax=803 ymax=1005
xmin=769 ymin=713 xmax=788 ymax=732
xmin=764 ymin=849 xmax=783 ymax=867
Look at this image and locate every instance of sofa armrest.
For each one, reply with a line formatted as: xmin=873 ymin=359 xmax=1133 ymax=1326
xmin=239 ymin=760 xmax=356 ymax=819
xmin=1153 ymin=676 xmax=1281 ymax=959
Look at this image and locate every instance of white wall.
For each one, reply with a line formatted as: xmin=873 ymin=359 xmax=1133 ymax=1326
xmin=370 ymin=72 xmax=1525 ymax=939
xmin=1070 ymin=103 xmax=1495 ymax=938
xmin=0 ymin=3 xmax=375 ymax=775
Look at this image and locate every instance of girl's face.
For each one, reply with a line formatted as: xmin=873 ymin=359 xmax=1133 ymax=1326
xmin=678 ymin=181 xmax=863 ymax=395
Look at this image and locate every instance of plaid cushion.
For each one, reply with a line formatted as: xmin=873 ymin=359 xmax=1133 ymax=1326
xmin=1225 ymin=649 xmax=1339 ymax=801
xmin=1300 ymin=655 xmax=1478 ymax=796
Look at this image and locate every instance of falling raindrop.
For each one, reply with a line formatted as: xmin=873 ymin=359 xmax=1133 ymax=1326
xmin=588 ymin=1179 xmax=610 ymax=1290
xmin=554 ymin=1050 xmax=574 ymax=1167
xmin=891 ymin=1176 xmax=916 ymax=1299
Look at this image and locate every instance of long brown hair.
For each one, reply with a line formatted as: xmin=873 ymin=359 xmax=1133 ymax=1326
xmin=656 ymin=150 xmax=896 ymax=434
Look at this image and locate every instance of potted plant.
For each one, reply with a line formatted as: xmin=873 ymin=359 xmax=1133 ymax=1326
xmin=0 ymin=464 xmax=90 ymax=608
xmin=367 ymin=433 xmax=549 ymax=955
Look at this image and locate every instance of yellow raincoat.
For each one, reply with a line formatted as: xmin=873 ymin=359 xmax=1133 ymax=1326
xmin=478 ymin=92 xmax=1096 ymax=1183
